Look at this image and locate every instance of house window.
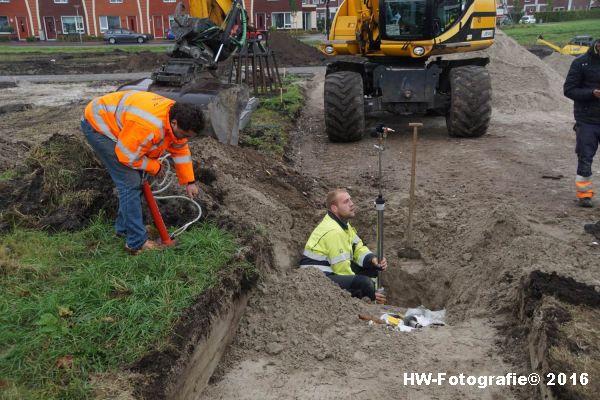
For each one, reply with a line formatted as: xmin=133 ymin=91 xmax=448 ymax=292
xmin=99 ymin=16 xmax=121 ymax=32
xmin=272 ymin=12 xmax=292 ymax=29
xmin=164 ymin=0 xmax=176 ymax=2
xmin=54 ymin=0 xmax=68 ymax=3
xmin=109 ymin=0 xmax=123 ymax=3
xmin=0 ymin=16 xmax=10 ymax=32
xmin=61 ymin=16 xmax=84 ymax=33
xmin=0 ymin=1 xmax=10 ymax=4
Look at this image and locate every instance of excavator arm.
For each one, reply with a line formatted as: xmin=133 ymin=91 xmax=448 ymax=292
xmin=119 ymin=0 xmax=254 ymax=145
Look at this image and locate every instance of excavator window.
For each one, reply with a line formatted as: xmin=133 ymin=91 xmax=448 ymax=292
xmin=382 ymin=0 xmax=426 ymax=38
xmin=381 ymin=0 xmax=473 ymax=40
xmin=433 ymin=0 xmax=472 ymax=34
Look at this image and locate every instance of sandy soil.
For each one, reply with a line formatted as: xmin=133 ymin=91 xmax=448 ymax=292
xmin=1 ymin=31 xmax=599 ymax=400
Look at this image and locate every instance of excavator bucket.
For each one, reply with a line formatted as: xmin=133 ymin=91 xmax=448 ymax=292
xmin=117 ymin=78 xmax=257 ymax=145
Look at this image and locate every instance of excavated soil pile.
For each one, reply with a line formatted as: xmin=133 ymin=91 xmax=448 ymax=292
xmin=267 ymin=32 xmax=329 ymax=67
xmin=541 ymin=52 xmax=575 ymax=78
xmin=0 ymin=51 xmax=168 ymax=75
xmin=519 ymin=271 xmax=600 ymax=400
xmin=481 ymin=30 xmax=572 ymax=113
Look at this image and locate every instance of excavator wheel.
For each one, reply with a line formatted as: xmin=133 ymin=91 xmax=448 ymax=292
xmin=324 ymin=71 xmax=365 ymax=142
xmin=445 ymin=66 xmax=492 ymax=138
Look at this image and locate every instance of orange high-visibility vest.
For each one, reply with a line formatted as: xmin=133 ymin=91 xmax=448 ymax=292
xmin=84 ymin=91 xmax=195 ymax=185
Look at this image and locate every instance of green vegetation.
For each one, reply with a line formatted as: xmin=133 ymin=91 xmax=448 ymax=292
xmin=241 ymin=75 xmax=305 ymax=157
xmin=0 ymin=45 xmax=170 ymax=54
xmin=0 ymin=169 xmax=17 ymax=181
xmin=501 ymin=19 xmax=600 ymax=46
xmin=303 ymin=39 xmax=322 ymax=49
xmin=0 ymin=218 xmax=244 ymax=399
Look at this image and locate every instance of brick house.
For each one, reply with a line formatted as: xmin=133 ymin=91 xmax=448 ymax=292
xmin=2 ymin=0 xmax=320 ymax=41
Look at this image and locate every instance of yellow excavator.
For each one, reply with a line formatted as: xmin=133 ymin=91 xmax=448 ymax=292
xmin=320 ymin=0 xmax=497 ymax=141
xmin=120 ymin=0 xmax=253 ymax=145
xmin=536 ymin=34 xmax=592 ymax=56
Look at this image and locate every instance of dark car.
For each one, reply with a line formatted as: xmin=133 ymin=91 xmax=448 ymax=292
xmin=103 ymin=28 xmax=153 ymax=44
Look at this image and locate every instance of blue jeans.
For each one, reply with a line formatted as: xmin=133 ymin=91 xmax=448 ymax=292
xmin=81 ymin=119 xmax=148 ymax=250
xmin=575 ymin=122 xmax=600 ymax=177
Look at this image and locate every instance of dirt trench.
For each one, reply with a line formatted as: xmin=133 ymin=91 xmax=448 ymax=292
xmin=196 ymin=31 xmax=600 ymax=400
xmin=1 ymin=31 xmax=599 ymax=400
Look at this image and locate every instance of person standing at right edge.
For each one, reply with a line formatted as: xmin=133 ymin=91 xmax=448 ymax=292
xmin=563 ymin=39 xmax=600 ymax=210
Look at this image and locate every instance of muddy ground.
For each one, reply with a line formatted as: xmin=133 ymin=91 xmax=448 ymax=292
xmin=0 ymin=32 xmax=329 ymax=76
xmin=1 ymin=31 xmax=599 ymax=400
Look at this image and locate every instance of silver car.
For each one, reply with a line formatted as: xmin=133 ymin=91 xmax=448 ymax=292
xmin=103 ymin=29 xmax=153 ymax=44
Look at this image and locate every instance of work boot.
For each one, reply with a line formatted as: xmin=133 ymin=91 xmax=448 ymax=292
xmin=125 ymin=240 xmax=163 ymax=255
xmin=579 ymin=197 xmax=593 ymax=208
xmin=584 ymin=222 xmax=600 ymax=239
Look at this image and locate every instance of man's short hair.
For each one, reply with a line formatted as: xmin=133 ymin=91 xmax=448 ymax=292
xmin=326 ymin=189 xmax=348 ymax=210
xmin=169 ymin=102 xmax=205 ymax=133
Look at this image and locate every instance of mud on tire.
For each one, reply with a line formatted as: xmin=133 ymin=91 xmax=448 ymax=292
xmin=445 ymin=66 xmax=492 ymax=138
xmin=324 ymin=71 xmax=365 ymax=142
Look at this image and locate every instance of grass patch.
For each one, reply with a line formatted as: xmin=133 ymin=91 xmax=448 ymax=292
xmin=0 ymin=45 xmax=170 ymax=55
xmin=0 ymin=217 xmax=244 ymax=399
xmin=240 ymin=75 xmax=305 ymax=157
xmin=501 ymin=19 xmax=600 ymax=46
xmin=303 ymin=39 xmax=323 ymax=49
xmin=0 ymin=170 xmax=17 ymax=181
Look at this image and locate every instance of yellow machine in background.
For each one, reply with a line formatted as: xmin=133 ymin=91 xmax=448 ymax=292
xmin=536 ymin=35 xmax=592 ymax=56
xmin=320 ymin=0 xmax=497 ymax=141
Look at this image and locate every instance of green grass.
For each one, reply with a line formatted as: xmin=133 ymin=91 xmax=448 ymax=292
xmin=0 ymin=217 xmax=243 ymax=399
xmin=501 ymin=19 xmax=600 ymax=46
xmin=0 ymin=45 xmax=170 ymax=54
xmin=303 ymin=39 xmax=322 ymax=49
xmin=241 ymin=75 xmax=305 ymax=156
xmin=0 ymin=170 xmax=17 ymax=181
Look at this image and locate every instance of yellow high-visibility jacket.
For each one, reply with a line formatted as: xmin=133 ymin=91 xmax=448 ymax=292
xmin=84 ymin=91 xmax=194 ymax=184
xmin=300 ymin=212 xmax=374 ymax=275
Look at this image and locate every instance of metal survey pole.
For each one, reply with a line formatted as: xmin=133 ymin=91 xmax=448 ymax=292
xmin=373 ymin=124 xmax=393 ymax=290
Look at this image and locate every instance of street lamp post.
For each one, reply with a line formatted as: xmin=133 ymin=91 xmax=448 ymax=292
xmin=74 ymin=4 xmax=82 ymax=44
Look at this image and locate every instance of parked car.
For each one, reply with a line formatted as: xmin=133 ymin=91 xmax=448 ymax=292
xmin=103 ymin=29 xmax=153 ymax=44
xmin=496 ymin=15 xmax=513 ymax=26
xmin=519 ymin=15 xmax=536 ymax=24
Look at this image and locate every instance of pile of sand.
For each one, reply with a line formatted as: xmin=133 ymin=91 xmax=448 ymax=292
xmin=485 ymin=31 xmax=572 ymax=113
xmin=542 ymin=52 xmax=576 ymax=78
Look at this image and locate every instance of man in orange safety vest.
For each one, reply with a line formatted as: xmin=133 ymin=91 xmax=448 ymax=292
xmin=81 ymin=90 xmax=203 ymax=254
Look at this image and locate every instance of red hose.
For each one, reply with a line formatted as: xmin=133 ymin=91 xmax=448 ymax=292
xmin=142 ymin=179 xmax=176 ymax=247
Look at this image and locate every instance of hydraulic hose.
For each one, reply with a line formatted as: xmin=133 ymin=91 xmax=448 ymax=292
xmin=144 ymin=155 xmax=203 ymax=240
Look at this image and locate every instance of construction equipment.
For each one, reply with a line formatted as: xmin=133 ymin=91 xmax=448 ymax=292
xmin=118 ymin=0 xmax=257 ymax=145
xmin=536 ymin=35 xmax=592 ymax=56
xmin=320 ymin=0 xmax=496 ymax=141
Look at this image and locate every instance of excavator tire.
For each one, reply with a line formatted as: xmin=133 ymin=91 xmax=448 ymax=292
xmin=446 ymin=65 xmax=492 ymax=138
xmin=324 ymin=71 xmax=365 ymax=142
